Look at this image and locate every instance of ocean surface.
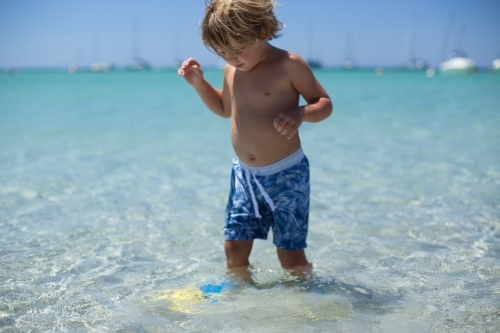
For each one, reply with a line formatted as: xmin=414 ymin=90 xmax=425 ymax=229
xmin=1 ymin=69 xmax=499 ymax=332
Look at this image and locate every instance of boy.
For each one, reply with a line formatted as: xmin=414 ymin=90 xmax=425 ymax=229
xmin=178 ymin=0 xmax=332 ymax=279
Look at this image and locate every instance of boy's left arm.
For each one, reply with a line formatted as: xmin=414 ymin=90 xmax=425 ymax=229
xmin=274 ymin=53 xmax=333 ymax=139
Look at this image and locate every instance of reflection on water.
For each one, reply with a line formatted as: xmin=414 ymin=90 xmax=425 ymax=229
xmin=1 ymin=71 xmax=499 ymax=332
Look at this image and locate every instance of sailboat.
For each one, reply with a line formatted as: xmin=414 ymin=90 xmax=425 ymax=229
xmin=89 ymin=35 xmax=112 ymax=73
xmin=129 ymin=58 xmax=151 ymax=71
xmin=405 ymin=13 xmax=428 ymax=71
xmin=438 ymin=50 xmax=475 ymax=74
xmin=342 ymin=32 xmax=357 ymax=70
xmin=438 ymin=24 xmax=475 ymax=75
xmin=171 ymin=34 xmax=183 ymax=69
xmin=407 ymin=58 xmax=428 ymax=71
xmin=128 ymin=22 xmax=151 ymax=71
xmin=491 ymin=55 xmax=500 ymax=72
xmin=90 ymin=62 xmax=112 ymax=73
xmin=307 ymin=59 xmax=322 ymax=69
xmin=305 ymin=22 xmax=322 ymax=69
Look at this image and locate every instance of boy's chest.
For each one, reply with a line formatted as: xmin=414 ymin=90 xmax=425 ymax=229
xmin=230 ymin=69 xmax=296 ymax=110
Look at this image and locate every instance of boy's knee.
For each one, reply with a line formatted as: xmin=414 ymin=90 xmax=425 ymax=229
xmin=224 ymin=240 xmax=250 ymax=253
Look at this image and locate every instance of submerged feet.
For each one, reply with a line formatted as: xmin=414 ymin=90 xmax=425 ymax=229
xmin=224 ymin=262 xmax=315 ymax=291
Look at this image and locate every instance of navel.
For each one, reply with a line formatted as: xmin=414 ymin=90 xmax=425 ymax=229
xmin=264 ymin=92 xmax=270 ymax=97
xmin=249 ymin=154 xmax=256 ymax=160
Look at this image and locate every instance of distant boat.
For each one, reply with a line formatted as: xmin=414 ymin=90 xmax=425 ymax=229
xmin=492 ymin=55 xmax=500 ymax=72
xmin=404 ymin=13 xmax=428 ymax=71
xmin=342 ymin=58 xmax=356 ymax=70
xmin=342 ymin=32 xmax=357 ymax=70
xmin=90 ymin=62 xmax=112 ymax=73
xmin=307 ymin=59 xmax=323 ymax=69
xmin=2 ymin=67 xmax=20 ymax=75
xmin=128 ymin=22 xmax=151 ymax=71
xmin=437 ymin=21 xmax=475 ymax=75
xmin=88 ymin=35 xmax=113 ymax=73
xmin=128 ymin=57 xmax=151 ymax=71
xmin=406 ymin=57 xmax=428 ymax=71
xmin=438 ymin=50 xmax=476 ymax=74
xmin=305 ymin=22 xmax=322 ymax=69
xmin=67 ymin=63 xmax=91 ymax=74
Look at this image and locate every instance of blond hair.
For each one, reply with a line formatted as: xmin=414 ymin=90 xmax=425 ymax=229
xmin=200 ymin=0 xmax=283 ymax=56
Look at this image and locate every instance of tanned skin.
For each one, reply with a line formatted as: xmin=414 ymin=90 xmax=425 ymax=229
xmin=179 ymin=40 xmax=332 ymax=280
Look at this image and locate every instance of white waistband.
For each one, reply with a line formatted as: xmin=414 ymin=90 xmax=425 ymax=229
xmin=238 ymin=148 xmax=304 ymax=218
xmin=238 ymin=148 xmax=304 ymax=176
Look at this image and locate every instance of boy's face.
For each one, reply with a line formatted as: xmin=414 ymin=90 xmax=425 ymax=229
xmin=220 ymin=40 xmax=267 ymax=72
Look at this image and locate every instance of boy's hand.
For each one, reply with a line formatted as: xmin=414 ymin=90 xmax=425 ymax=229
xmin=273 ymin=107 xmax=303 ymax=139
xmin=178 ymin=58 xmax=204 ymax=86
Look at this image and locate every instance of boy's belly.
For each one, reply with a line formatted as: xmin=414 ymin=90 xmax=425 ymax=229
xmin=230 ymin=122 xmax=301 ymax=167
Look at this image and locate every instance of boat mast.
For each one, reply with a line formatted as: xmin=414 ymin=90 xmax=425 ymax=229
xmin=132 ymin=21 xmax=140 ymax=60
xmin=438 ymin=13 xmax=455 ymax=63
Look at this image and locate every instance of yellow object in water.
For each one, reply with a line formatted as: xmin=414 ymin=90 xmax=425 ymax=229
xmin=151 ymin=287 xmax=205 ymax=313
xmin=146 ymin=284 xmax=228 ymax=314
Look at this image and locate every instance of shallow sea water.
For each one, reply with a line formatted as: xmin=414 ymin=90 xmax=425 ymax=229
xmin=1 ymin=69 xmax=499 ymax=332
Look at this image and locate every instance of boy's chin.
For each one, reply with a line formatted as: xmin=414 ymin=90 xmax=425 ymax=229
xmin=233 ymin=65 xmax=252 ymax=72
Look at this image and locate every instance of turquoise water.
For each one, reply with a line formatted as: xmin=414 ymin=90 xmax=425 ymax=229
xmin=1 ymin=70 xmax=499 ymax=332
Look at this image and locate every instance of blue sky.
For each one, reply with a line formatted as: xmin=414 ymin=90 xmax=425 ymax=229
xmin=1 ymin=0 xmax=499 ymax=68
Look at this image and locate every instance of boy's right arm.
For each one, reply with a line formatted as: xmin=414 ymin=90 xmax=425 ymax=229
xmin=178 ymin=58 xmax=230 ymax=118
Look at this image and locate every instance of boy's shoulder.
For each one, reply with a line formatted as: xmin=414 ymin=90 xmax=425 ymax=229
xmin=277 ymin=50 xmax=315 ymax=77
xmin=263 ymin=48 xmax=312 ymax=76
xmin=269 ymin=48 xmax=307 ymax=65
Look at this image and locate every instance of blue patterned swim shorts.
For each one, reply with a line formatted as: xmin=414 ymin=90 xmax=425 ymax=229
xmin=224 ymin=148 xmax=310 ymax=250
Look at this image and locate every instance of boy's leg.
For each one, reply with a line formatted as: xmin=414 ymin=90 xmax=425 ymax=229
xmin=224 ymin=239 xmax=253 ymax=268
xmin=224 ymin=240 xmax=253 ymax=282
xmin=277 ymin=248 xmax=313 ymax=277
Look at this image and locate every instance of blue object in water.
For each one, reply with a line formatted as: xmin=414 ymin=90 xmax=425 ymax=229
xmin=199 ymin=282 xmax=231 ymax=294
xmin=199 ymin=282 xmax=234 ymax=303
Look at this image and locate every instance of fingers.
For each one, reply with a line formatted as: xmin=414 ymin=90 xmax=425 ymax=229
xmin=280 ymin=123 xmax=298 ymax=139
xmin=273 ymin=113 xmax=283 ymax=130
xmin=178 ymin=58 xmax=201 ymax=76
xmin=285 ymin=126 xmax=298 ymax=139
xmin=274 ymin=113 xmax=299 ymax=139
xmin=180 ymin=58 xmax=200 ymax=69
xmin=178 ymin=65 xmax=200 ymax=77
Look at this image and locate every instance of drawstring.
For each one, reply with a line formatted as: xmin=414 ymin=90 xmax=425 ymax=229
xmin=245 ymin=170 xmax=262 ymax=218
xmin=243 ymin=169 xmax=303 ymax=231
xmin=253 ymin=174 xmax=276 ymax=211
xmin=244 ymin=170 xmax=275 ymax=218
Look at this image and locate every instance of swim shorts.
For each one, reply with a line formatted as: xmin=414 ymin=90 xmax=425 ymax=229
xmin=224 ymin=148 xmax=310 ymax=250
